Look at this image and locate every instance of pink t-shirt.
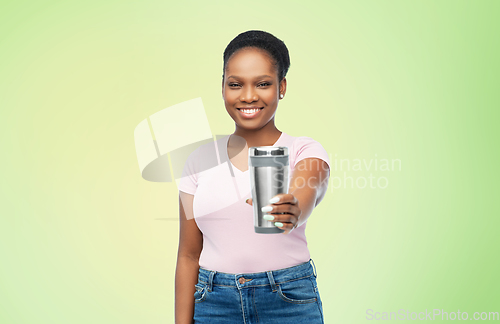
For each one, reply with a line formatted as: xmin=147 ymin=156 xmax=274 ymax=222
xmin=178 ymin=131 xmax=330 ymax=273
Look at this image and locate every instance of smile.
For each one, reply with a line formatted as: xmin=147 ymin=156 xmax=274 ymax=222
xmin=237 ymin=107 xmax=263 ymax=118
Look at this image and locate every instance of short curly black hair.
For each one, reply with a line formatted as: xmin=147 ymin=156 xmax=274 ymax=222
xmin=222 ymin=30 xmax=290 ymax=83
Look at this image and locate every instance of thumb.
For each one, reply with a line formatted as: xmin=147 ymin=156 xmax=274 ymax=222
xmin=245 ymin=198 xmax=253 ymax=206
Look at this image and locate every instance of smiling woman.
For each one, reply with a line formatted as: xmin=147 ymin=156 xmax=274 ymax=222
xmin=175 ymin=30 xmax=330 ymax=324
xmin=222 ymin=45 xmax=285 ymax=128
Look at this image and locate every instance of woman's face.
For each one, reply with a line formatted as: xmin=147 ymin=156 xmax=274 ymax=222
xmin=222 ymin=47 xmax=286 ymax=131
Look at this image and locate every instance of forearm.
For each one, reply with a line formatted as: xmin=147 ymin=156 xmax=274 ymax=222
xmin=289 ymin=187 xmax=318 ymax=228
xmin=288 ymin=159 xmax=330 ymax=228
xmin=175 ymin=255 xmax=200 ymax=324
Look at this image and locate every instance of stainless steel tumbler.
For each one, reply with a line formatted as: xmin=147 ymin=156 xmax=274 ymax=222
xmin=249 ymin=146 xmax=289 ymax=234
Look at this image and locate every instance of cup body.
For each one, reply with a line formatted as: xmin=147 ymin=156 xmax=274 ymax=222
xmin=249 ymin=146 xmax=289 ymax=234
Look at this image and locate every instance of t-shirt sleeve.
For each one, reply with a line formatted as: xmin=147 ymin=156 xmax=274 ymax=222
xmin=177 ymin=148 xmax=199 ymax=195
xmin=292 ymin=136 xmax=331 ymax=171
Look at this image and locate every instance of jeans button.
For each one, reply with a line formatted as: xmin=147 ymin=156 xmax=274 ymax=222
xmin=239 ymin=277 xmax=245 ymax=284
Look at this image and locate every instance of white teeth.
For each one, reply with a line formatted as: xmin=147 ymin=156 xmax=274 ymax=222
xmin=241 ymin=108 xmax=260 ymax=114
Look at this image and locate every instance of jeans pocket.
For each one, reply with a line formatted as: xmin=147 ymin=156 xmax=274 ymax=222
xmin=277 ymin=276 xmax=318 ymax=304
xmin=194 ymin=282 xmax=208 ymax=303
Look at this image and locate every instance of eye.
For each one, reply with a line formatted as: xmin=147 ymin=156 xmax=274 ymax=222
xmin=228 ymin=83 xmax=240 ymax=88
xmin=258 ymin=82 xmax=271 ymax=87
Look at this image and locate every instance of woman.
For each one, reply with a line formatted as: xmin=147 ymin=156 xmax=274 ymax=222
xmin=175 ymin=30 xmax=330 ymax=324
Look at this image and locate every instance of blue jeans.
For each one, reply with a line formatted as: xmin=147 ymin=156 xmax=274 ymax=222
xmin=193 ymin=259 xmax=324 ymax=323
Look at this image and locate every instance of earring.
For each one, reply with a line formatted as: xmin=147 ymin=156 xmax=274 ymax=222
xmin=280 ymin=94 xmax=284 ymax=99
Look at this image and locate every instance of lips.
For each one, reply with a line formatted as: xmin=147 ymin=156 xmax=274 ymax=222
xmin=237 ymin=107 xmax=263 ymax=119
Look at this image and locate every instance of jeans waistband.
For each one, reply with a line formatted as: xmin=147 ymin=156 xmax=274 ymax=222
xmin=198 ymin=258 xmax=318 ymax=292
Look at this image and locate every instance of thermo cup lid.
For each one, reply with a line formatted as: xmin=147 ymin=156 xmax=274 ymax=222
xmin=249 ymin=146 xmax=288 ymax=157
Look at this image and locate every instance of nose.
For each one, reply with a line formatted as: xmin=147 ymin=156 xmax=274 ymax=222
xmin=240 ymin=85 xmax=258 ymax=103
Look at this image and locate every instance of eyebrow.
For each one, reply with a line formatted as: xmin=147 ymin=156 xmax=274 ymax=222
xmin=227 ymin=75 xmax=273 ymax=80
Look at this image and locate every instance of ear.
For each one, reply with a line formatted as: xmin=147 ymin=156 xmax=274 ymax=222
xmin=280 ymin=77 xmax=287 ymax=96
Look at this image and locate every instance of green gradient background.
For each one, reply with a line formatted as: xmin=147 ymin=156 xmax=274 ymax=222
xmin=1 ymin=0 xmax=498 ymax=323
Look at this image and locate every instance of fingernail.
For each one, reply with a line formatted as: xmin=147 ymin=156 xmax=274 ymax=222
xmin=245 ymin=198 xmax=249 ymax=203
xmin=261 ymin=206 xmax=273 ymax=212
xmin=274 ymin=222 xmax=284 ymax=227
xmin=263 ymin=215 xmax=274 ymax=221
xmin=269 ymin=197 xmax=280 ymax=204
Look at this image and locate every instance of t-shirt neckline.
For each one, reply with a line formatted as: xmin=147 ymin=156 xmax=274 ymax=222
xmin=225 ymin=132 xmax=285 ymax=174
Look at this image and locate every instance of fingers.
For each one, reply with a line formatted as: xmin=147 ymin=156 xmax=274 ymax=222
xmin=263 ymin=213 xmax=296 ymax=223
xmin=272 ymin=219 xmax=298 ymax=235
xmin=262 ymin=210 xmax=299 ymax=235
xmin=261 ymin=203 xmax=300 ymax=216
xmin=262 ymin=193 xmax=301 ymax=234
xmin=248 ymin=193 xmax=296 ymax=207
xmin=268 ymin=193 xmax=298 ymax=205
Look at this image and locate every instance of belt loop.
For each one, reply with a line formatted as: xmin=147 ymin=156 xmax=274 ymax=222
xmin=208 ymin=270 xmax=216 ymax=292
xmin=310 ymin=258 xmax=317 ymax=278
xmin=266 ymin=271 xmax=277 ymax=292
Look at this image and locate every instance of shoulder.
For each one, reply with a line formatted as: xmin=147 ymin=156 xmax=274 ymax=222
xmin=284 ymin=133 xmax=330 ymax=170
xmin=289 ymin=134 xmax=327 ymax=153
xmin=294 ymin=135 xmax=325 ymax=146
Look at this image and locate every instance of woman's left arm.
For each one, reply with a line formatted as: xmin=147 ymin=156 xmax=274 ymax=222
xmin=246 ymin=157 xmax=330 ymax=234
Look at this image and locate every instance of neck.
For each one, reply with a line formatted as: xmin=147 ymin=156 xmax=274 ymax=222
xmin=233 ymin=122 xmax=282 ymax=148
